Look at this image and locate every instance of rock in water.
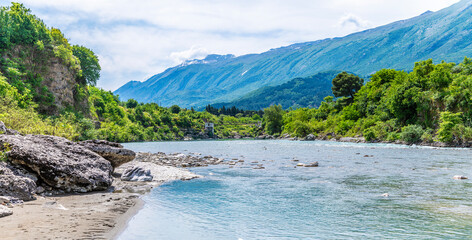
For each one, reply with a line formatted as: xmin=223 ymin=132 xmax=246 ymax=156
xmin=79 ymin=140 xmax=136 ymax=168
xmin=0 ymin=205 xmax=13 ymax=218
xmin=453 ymin=175 xmax=468 ymax=180
xmin=0 ymin=134 xmax=113 ymax=192
xmin=0 ymin=162 xmax=37 ymax=201
xmin=121 ymin=166 xmax=153 ymax=182
xmin=304 ymin=134 xmax=316 ymax=141
xmin=304 ymin=162 xmax=319 ymax=167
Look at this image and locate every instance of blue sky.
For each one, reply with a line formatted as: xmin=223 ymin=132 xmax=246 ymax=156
xmin=2 ymin=0 xmax=460 ymax=90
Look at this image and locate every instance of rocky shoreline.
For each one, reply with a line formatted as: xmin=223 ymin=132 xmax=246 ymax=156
xmin=0 ymin=122 xmax=227 ymax=239
xmin=256 ymin=133 xmax=472 ymax=148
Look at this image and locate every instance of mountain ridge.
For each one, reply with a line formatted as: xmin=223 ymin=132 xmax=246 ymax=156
xmin=115 ymin=0 xmax=472 ymax=108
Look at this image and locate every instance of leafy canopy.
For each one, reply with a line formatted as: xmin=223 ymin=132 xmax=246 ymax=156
xmin=331 ymin=72 xmax=364 ymax=99
xmin=72 ymin=45 xmax=101 ymax=86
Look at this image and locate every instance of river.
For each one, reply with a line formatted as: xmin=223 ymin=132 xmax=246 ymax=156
xmin=119 ymin=140 xmax=472 ymax=239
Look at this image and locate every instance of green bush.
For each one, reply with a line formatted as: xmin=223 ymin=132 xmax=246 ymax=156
xmin=421 ymin=129 xmax=434 ymax=143
xmin=400 ymin=125 xmax=424 ymax=144
xmin=363 ymin=128 xmax=376 ymax=142
xmin=284 ymin=120 xmax=313 ymax=137
xmin=437 ymin=112 xmax=463 ymax=143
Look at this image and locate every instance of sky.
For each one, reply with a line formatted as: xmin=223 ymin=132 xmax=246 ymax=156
xmin=2 ymin=0 xmax=461 ymax=90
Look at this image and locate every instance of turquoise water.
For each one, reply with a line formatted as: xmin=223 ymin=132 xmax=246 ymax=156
xmin=119 ymin=140 xmax=472 ymax=240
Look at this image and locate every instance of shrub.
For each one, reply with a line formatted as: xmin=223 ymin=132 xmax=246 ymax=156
xmin=400 ymin=125 xmax=424 ymax=144
xmin=363 ymin=128 xmax=376 ymax=142
xmin=421 ymin=129 xmax=434 ymax=143
xmin=437 ymin=112 xmax=463 ymax=143
xmin=284 ymin=120 xmax=313 ymax=137
xmin=386 ymin=132 xmax=400 ymax=142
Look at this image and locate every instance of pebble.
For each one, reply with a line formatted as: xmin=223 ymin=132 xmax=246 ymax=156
xmin=453 ymin=175 xmax=468 ymax=180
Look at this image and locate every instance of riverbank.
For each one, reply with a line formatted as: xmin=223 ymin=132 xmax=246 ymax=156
xmin=0 ymin=190 xmax=143 ymax=240
xmin=0 ymin=148 xmax=226 ymax=239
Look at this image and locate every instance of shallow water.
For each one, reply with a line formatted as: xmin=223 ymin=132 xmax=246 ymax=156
xmin=119 ymin=140 xmax=472 ymax=239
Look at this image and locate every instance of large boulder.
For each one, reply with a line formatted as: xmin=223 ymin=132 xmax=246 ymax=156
xmin=0 ymin=162 xmax=37 ymax=201
xmin=0 ymin=134 xmax=113 ymax=193
xmin=79 ymin=140 xmax=135 ymax=168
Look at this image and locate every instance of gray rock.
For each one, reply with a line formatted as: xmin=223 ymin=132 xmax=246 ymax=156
xmin=0 ymin=162 xmax=37 ymax=201
xmin=304 ymin=134 xmax=316 ymax=141
xmin=36 ymin=186 xmax=45 ymax=194
xmin=0 ymin=205 xmax=12 ymax=218
xmin=304 ymin=162 xmax=319 ymax=167
xmin=0 ymin=121 xmax=19 ymax=135
xmin=0 ymin=134 xmax=113 ymax=193
xmin=0 ymin=196 xmax=9 ymax=204
xmin=121 ymin=166 xmax=153 ymax=182
xmin=79 ymin=140 xmax=136 ymax=168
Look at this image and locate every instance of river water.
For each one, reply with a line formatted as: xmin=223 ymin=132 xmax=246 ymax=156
xmin=119 ymin=140 xmax=472 ymax=239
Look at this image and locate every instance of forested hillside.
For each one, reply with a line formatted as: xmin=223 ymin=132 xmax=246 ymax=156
xmin=276 ymin=58 xmax=472 ymax=145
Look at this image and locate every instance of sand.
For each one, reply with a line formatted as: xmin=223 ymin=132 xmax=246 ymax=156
xmin=0 ymin=191 xmax=144 ymax=240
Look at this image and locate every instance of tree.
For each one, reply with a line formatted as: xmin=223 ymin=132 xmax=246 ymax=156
xmin=72 ymin=45 xmax=101 ymax=86
xmin=170 ymin=105 xmax=181 ymax=114
xmin=263 ymin=104 xmax=284 ymax=135
xmin=126 ymin=98 xmax=138 ymax=108
xmin=331 ymin=72 xmax=363 ymax=100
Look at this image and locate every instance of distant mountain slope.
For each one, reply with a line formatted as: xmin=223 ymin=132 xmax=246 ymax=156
xmin=115 ymin=0 xmax=472 ymax=108
xmin=210 ymin=71 xmax=340 ymax=110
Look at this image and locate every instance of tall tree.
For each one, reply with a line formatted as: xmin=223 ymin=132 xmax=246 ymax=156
xmin=331 ymin=72 xmax=363 ymax=100
xmin=263 ymin=104 xmax=284 ymax=134
xmin=72 ymin=45 xmax=101 ymax=86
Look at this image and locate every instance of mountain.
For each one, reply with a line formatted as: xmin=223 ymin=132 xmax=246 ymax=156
xmin=115 ymin=0 xmax=472 ymax=108
xmin=210 ymin=71 xmax=340 ymax=110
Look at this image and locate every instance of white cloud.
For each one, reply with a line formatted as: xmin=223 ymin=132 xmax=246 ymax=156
xmin=339 ymin=14 xmax=372 ymax=31
xmin=170 ymin=46 xmax=210 ymax=65
xmin=3 ymin=0 xmax=461 ymax=90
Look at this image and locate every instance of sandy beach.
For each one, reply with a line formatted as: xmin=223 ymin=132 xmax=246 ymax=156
xmin=0 ymin=191 xmax=143 ymax=240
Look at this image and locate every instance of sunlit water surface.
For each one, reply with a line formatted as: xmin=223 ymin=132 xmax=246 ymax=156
xmin=119 ymin=140 xmax=472 ymax=240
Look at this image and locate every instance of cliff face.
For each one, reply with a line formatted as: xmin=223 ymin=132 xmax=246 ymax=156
xmin=5 ymin=45 xmax=89 ymax=115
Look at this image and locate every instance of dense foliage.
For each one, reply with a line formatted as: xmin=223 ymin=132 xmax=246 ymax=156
xmin=331 ymin=72 xmax=363 ymax=101
xmin=205 ymin=104 xmax=263 ymax=117
xmin=85 ymin=89 xmax=262 ymax=142
xmin=277 ymin=58 xmax=472 ymax=145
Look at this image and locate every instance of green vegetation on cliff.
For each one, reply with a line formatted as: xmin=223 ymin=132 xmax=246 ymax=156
xmin=0 ymin=3 xmax=99 ymax=114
